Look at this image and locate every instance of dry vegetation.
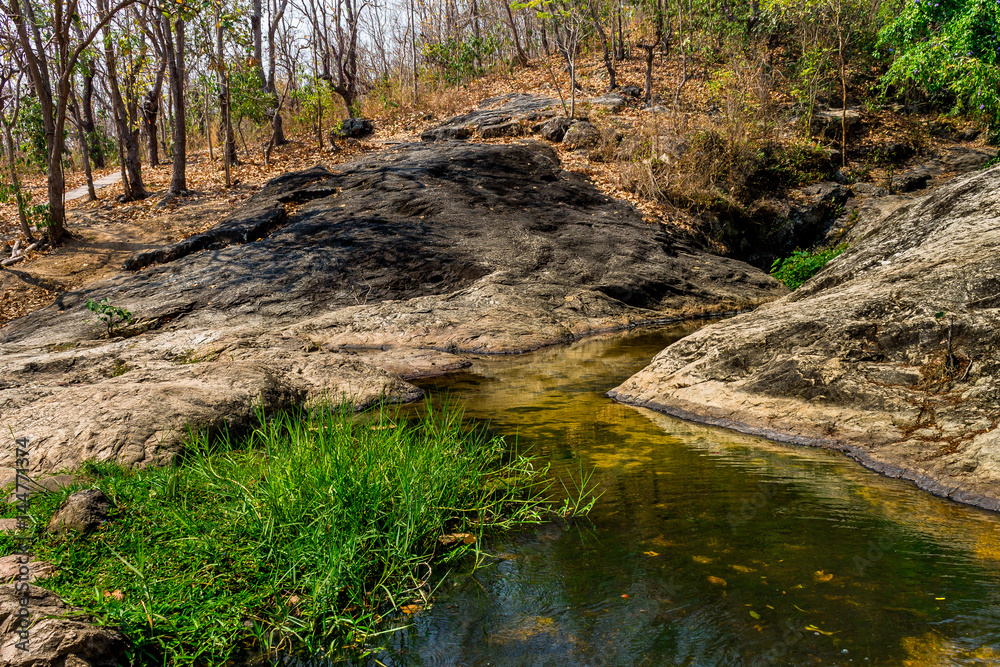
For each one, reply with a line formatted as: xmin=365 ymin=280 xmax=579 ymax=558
xmin=1 ymin=45 xmax=993 ymax=328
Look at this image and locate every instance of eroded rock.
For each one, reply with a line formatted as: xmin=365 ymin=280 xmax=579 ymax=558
xmin=1 ymin=141 xmax=783 ymax=474
xmin=0 ymin=584 xmax=126 ymax=667
xmin=610 ymin=163 xmax=1000 ymax=510
xmin=563 ymin=121 xmax=601 ymax=150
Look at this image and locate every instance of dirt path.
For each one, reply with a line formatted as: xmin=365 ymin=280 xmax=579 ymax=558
xmin=64 ymin=172 xmax=122 ymax=202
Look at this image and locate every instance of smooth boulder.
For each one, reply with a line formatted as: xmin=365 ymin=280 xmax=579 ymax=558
xmin=610 ymin=163 xmax=1000 ymax=510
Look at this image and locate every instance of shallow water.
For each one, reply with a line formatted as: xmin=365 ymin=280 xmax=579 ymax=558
xmin=375 ymin=324 xmax=1000 ymax=666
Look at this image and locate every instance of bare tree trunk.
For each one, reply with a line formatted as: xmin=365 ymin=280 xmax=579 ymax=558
xmin=267 ymin=0 xmax=290 ymax=145
xmin=589 ymin=2 xmax=617 ymax=90
xmin=79 ymin=59 xmax=106 ymax=169
xmin=70 ymin=86 xmax=97 ymax=201
xmin=216 ymin=7 xmax=238 ymax=170
xmin=163 ymin=13 xmax=187 ymax=194
xmin=0 ymin=84 xmax=34 ymax=241
xmin=141 ymin=62 xmax=165 ymax=167
xmin=100 ymin=0 xmax=147 ymax=200
xmin=504 ymin=2 xmax=529 ymax=67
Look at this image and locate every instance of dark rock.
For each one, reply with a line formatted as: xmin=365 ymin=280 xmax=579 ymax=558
xmin=0 ymin=584 xmax=127 ymax=666
xmin=1 ymin=142 xmax=784 ymax=473
xmin=331 ymin=118 xmax=375 ymax=140
xmin=745 ymin=182 xmax=851 ymax=268
xmin=885 ymin=143 xmax=915 ymax=163
xmin=479 ymin=121 xmax=526 ymax=139
xmin=562 ymin=121 xmax=601 ymax=150
xmin=619 ymin=85 xmax=643 ymax=99
xmin=420 ymin=126 xmax=472 ymax=142
xmin=47 ymin=489 xmax=112 ymax=534
xmin=894 ymin=168 xmax=932 ymax=193
xmin=852 ymin=183 xmax=889 ymax=198
xmin=611 ymin=164 xmax=1000 ymax=511
xmin=957 ymin=127 xmax=981 ymax=141
xmin=539 ymin=116 xmax=574 ymax=142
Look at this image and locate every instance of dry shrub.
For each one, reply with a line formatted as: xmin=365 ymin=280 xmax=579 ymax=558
xmin=614 ymin=49 xmax=833 ymax=215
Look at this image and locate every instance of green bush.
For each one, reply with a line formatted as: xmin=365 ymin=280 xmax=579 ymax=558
xmin=877 ymin=0 xmax=1000 ymax=129
xmin=770 ymin=243 xmax=848 ymax=290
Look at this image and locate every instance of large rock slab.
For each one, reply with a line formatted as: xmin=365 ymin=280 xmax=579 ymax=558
xmin=421 ymin=93 xmax=557 ymax=142
xmin=610 ymin=163 xmax=1000 ymax=510
xmin=1 ymin=141 xmax=783 ymax=474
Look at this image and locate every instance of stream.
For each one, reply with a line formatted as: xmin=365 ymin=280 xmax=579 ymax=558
xmin=373 ymin=323 xmax=1000 ymax=666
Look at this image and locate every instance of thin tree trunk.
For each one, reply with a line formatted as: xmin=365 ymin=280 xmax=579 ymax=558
xmin=101 ymin=5 xmax=147 ymax=200
xmin=163 ymin=13 xmax=187 ymax=194
xmin=504 ymin=2 xmax=529 ymax=67
xmin=2 ymin=122 xmax=34 ymax=241
xmin=70 ymin=87 xmax=97 ymax=201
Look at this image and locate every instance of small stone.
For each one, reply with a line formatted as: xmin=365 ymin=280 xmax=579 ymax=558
xmin=47 ymin=489 xmax=112 ymax=534
xmin=539 ymin=116 xmax=574 ymax=142
xmin=562 ymin=121 xmax=601 ymax=150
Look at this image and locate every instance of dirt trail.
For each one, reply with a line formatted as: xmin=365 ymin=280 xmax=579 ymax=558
xmin=64 ymin=172 xmax=122 ymax=202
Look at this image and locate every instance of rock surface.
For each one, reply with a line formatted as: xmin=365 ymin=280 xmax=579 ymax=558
xmin=610 ymin=163 xmax=1000 ymax=510
xmin=420 ymin=93 xmax=557 ymax=142
xmin=0 ymin=141 xmax=783 ymax=474
xmin=0 ymin=584 xmax=126 ymax=667
xmin=0 ymin=555 xmax=55 ymax=583
xmin=47 ymin=489 xmax=112 ymax=534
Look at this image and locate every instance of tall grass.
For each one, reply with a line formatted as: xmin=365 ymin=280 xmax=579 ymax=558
xmin=1 ymin=400 xmax=551 ymax=665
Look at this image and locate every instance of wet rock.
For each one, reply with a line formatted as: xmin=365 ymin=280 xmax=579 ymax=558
xmin=0 ymin=142 xmax=783 ymax=474
xmin=0 ymin=584 xmax=127 ymax=667
xmin=539 ymin=116 xmax=574 ymax=142
xmin=332 ymin=118 xmax=375 ymax=140
xmin=611 ymin=163 xmax=1000 ymax=511
xmin=562 ymin=121 xmax=601 ymax=150
xmin=47 ymin=489 xmax=112 ymax=534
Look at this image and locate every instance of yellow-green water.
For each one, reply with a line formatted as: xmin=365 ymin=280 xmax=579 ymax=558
xmin=377 ymin=324 xmax=1000 ymax=666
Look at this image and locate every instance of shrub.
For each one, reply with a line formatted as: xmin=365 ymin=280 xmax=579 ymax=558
xmin=770 ymin=243 xmax=848 ymax=290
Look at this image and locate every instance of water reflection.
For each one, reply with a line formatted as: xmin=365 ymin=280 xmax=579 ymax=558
xmin=373 ymin=325 xmax=1000 ymax=666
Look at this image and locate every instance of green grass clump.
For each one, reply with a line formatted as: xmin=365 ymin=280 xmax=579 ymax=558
xmin=770 ymin=243 xmax=848 ymax=290
xmin=0 ymin=400 xmax=551 ymax=665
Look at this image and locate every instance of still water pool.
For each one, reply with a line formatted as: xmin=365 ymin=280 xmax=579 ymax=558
xmin=375 ymin=324 xmax=1000 ymax=666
